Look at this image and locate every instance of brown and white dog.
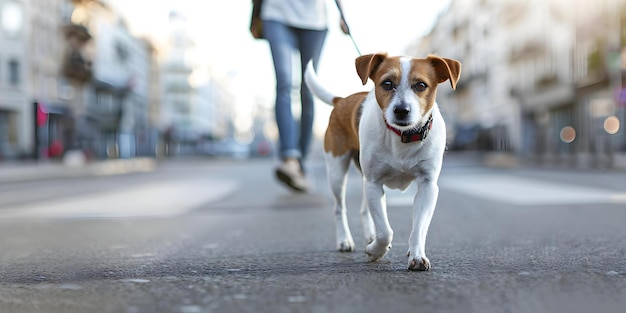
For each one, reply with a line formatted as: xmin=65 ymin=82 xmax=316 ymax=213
xmin=304 ymin=53 xmax=461 ymax=271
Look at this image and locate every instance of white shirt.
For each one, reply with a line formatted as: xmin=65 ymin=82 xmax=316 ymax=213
xmin=261 ymin=0 xmax=328 ymax=30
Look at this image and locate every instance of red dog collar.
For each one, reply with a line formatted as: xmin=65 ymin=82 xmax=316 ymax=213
xmin=385 ymin=114 xmax=433 ymax=143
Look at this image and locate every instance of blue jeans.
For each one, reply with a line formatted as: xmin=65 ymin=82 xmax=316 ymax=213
xmin=263 ymin=20 xmax=327 ymax=161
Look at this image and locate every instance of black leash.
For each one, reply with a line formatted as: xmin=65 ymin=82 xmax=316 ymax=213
xmin=334 ymin=0 xmax=361 ymax=56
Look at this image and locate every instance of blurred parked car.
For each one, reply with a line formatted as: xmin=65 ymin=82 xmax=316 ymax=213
xmin=199 ymin=139 xmax=250 ymax=159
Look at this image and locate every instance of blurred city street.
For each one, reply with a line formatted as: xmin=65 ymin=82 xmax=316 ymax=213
xmin=1 ymin=0 xmax=626 ymax=312
xmin=0 ymin=154 xmax=625 ymax=313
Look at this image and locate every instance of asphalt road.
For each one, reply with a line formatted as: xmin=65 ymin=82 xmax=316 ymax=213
xmin=0 ymin=155 xmax=625 ymax=313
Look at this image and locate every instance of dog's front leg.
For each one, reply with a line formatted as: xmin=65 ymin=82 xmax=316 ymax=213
xmin=360 ymin=190 xmax=376 ymax=245
xmin=407 ymin=176 xmax=439 ymax=271
xmin=363 ymin=178 xmax=393 ymax=262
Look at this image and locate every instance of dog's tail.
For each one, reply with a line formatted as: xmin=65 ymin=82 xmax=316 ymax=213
xmin=304 ymin=61 xmax=337 ymax=105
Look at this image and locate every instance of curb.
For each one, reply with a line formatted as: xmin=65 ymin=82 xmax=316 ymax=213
xmin=0 ymin=158 xmax=157 ymax=184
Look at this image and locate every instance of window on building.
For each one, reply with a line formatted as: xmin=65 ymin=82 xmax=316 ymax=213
xmin=115 ymin=40 xmax=129 ymax=64
xmin=97 ymin=91 xmax=114 ymax=111
xmin=0 ymin=112 xmax=7 ymax=149
xmin=0 ymin=110 xmax=18 ymax=147
xmin=8 ymin=59 xmax=19 ymax=86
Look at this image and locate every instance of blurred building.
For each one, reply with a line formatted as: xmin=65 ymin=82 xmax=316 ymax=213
xmin=159 ymin=11 xmax=217 ymax=156
xmin=572 ymin=0 xmax=626 ymax=167
xmin=410 ymin=0 xmax=626 ymax=168
xmin=0 ymin=0 xmax=162 ymax=161
xmin=1 ymin=0 xmax=248 ymax=161
xmin=0 ymin=0 xmax=29 ymax=159
xmin=29 ymin=0 xmax=83 ymax=160
xmin=69 ymin=0 xmax=159 ymax=159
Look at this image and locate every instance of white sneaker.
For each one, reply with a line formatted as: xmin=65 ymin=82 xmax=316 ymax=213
xmin=275 ymin=159 xmax=309 ymax=192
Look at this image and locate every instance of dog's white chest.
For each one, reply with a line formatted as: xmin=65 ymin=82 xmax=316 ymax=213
xmin=381 ymin=168 xmax=416 ymax=190
xmin=364 ymin=156 xmax=420 ymax=191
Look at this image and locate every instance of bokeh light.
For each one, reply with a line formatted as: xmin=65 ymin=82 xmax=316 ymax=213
xmin=603 ymin=116 xmax=620 ymax=135
xmin=559 ymin=126 xmax=576 ymax=143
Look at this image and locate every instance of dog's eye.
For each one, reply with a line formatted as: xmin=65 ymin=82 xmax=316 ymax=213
xmin=413 ymin=82 xmax=427 ymax=92
xmin=381 ymin=80 xmax=394 ymax=91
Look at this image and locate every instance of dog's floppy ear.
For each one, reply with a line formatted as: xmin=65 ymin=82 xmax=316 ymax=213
xmin=427 ymin=55 xmax=461 ymax=89
xmin=355 ymin=53 xmax=388 ymax=85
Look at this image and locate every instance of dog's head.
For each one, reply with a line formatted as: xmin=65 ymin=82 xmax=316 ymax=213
xmin=355 ymin=53 xmax=461 ymax=130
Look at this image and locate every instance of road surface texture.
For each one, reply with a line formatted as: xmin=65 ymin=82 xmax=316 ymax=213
xmin=0 ymin=154 xmax=625 ymax=313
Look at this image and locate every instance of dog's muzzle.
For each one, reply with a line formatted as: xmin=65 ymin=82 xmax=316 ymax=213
xmin=392 ymin=103 xmax=411 ymax=126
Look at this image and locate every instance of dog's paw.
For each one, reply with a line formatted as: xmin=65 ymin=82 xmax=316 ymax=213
xmin=337 ymin=239 xmax=355 ymax=252
xmin=365 ymin=240 xmax=391 ymax=262
xmin=363 ymin=226 xmax=376 ymax=245
xmin=407 ymin=252 xmax=431 ymax=271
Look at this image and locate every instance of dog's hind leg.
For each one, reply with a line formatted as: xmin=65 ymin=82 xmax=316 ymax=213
xmin=325 ymin=152 xmax=355 ymax=252
xmin=351 ymin=154 xmax=375 ymax=244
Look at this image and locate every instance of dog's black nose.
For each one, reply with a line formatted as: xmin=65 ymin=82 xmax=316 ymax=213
xmin=393 ymin=104 xmax=410 ymax=120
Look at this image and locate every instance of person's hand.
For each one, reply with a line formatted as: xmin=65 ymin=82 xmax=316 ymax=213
xmin=340 ymin=18 xmax=350 ymax=35
xmin=250 ymin=18 xmax=263 ymax=39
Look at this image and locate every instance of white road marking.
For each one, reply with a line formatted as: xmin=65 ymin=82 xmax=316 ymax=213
xmin=0 ymin=179 xmax=238 ymax=219
xmin=386 ymin=174 xmax=626 ymax=207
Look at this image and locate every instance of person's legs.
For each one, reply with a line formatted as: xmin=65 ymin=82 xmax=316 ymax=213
xmin=263 ymin=21 xmax=300 ymax=160
xmin=297 ymin=28 xmax=327 ymax=161
xmin=264 ymin=21 xmax=308 ymax=192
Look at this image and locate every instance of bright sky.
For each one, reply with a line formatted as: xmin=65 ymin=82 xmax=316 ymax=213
xmin=110 ymin=0 xmax=451 ymax=136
